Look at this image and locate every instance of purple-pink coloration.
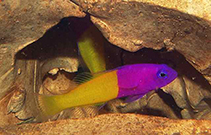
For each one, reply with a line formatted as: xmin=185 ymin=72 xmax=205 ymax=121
xmin=116 ymin=64 xmax=177 ymax=99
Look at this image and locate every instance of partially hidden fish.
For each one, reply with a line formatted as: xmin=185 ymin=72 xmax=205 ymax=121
xmin=38 ymin=64 xmax=177 ymax=118
xmin=77 ymin=25 xmax=106 ymax=73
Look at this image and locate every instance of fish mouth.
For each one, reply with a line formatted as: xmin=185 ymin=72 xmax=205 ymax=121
xmin=155 ymin=87 xmax=160 ymax=91
xmin=169 ymin=71 xmax=178 ymax=83
xmin=166 ymin=67 xmax=178 ymax=85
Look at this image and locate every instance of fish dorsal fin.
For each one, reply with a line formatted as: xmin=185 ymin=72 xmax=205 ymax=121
xmin=73 ymin=72 xmax=93 ymax=84
xmin=73 ymin=69 xmax=108 ymax=84
xmin=92 ymin=71 xmax=107 ymax=77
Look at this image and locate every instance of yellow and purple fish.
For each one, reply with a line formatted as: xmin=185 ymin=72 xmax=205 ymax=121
xmin=38 ymin=64 xmax=177 ymax=117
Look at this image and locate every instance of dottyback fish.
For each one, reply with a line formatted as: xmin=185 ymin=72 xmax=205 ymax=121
xmin=38 ymin=64 xmax=177 ymax=117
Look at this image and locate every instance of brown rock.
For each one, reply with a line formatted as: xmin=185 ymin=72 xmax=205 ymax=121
xmin=0 ymin=90 xmax=21 ymax=127
xmin=1 ymin=114 xmax=211 ymax=134
xmin=0 ymin=0 xmax=85 ymax=99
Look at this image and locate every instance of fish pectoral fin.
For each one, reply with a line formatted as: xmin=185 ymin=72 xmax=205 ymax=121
xmin=73 ymin=72 xmax=93 ymax=84
xmin=94 ymin=102 xmax=107 ymax=111
xmin=124 ymin=94 xmax=145 ymax=103
xmin=94 ymin=102 xmax=105 ymax=107
xmin=73 ymin=70 xmax=108 ymax=84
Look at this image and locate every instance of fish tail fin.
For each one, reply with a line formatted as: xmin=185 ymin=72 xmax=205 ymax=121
xmin=37 ymin=94 xmax=60 ymax=118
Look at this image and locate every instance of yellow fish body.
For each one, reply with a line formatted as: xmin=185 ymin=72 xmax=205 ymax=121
xmin=38 ymin=70 xmax=118 ymax=117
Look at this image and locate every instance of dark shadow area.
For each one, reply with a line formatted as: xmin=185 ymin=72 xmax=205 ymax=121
xmin=42 ymin=70 xmax=77 ymax=82
xmin=140 ymin=108 xmax=168 ymax=118
xmin=15 ymin=16 xmax=93 ymax=61
xmin=204 ymin=98 xmax=211 ymax=108
xmin=157 ymin=89 xmax=183 ymax=118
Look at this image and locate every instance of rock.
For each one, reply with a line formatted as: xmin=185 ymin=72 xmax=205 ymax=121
xmin=1 ymin=114 xmax=211 ymax=134
xmin=0 ymin=0 xmax=85 ymax=99
xmin=0 ymin=90 xmax=21 ymax=127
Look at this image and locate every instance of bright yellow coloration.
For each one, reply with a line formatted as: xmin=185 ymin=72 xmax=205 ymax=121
xmin=78 ymin=25 xmax=106 ymax=73
xmin=38 ymin=70 xmax=119 ymax=117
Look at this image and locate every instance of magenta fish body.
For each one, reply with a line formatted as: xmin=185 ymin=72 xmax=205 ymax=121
xmin=116 ymin=64 xmax=177 ymax=98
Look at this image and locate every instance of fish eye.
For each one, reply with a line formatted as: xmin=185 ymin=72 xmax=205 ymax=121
xmin=160 ymin=72 xmax=167 ymax=77
xmin=157 ymin=70 xmax=168 ymax=78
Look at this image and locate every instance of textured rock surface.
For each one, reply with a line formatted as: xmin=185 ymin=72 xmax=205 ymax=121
xmin=0 ymin=0 xmax=85 ymax=99
xmin=1 ymin=114 xmax=211 ymax=134
xmin=0 ymin=90 xmax=21 ymax=127
xmin=73 ymin=0 xmax=211 ymax=21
